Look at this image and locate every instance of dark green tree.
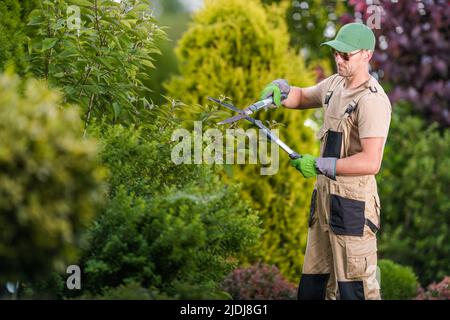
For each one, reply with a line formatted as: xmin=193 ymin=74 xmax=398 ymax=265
xmin=79 ymin=120 xmax=262 ymax=298
xmin=165 ymin=0 xmax=318 ymax=282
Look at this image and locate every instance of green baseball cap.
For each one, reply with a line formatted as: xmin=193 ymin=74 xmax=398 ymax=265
xmin=321 ymin=23 xmax=376 ymax=53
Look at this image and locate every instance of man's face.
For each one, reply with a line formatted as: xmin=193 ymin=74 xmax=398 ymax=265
xmin=333 ymin=49 xmax=372 ymax=77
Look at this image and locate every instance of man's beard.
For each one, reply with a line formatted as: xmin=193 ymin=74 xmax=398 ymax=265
xmin=337 ymin=65 xmax=352 ymax=77
xmin=338 ymin=69 xmax=349 ymax=77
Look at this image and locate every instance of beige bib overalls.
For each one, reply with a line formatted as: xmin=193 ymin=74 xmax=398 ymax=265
xmin=298 ymin=77 xmax=382 ymax=300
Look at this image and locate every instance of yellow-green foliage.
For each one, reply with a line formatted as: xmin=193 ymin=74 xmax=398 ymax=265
xmin=0 ymin=72 xmax=107 ymax=282
xmin=166 ymin=0 xmax=319 ymax=282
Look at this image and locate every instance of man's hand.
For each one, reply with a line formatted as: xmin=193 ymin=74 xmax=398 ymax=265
xmin=290 ymin=154 xmax=318 ymax=178
xmin=260 ymin=79 xmax=290 ymax=107
xmin=290 ymin=155 xmax=337 ymax=180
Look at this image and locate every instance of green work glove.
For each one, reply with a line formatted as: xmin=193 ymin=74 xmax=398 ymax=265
xmin=290 ymin=154 xmax=318 ymax=178
xmin=290 ymin=155 xmax=337 ymax=180
xmin=260 ymin=79 xmax=290 ymax=107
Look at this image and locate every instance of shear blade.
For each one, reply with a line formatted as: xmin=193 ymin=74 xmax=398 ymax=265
xmin=208 ymin=97 xmax=244 ymax=114
xmin=218 ymin=114 xmax=247 ymax=125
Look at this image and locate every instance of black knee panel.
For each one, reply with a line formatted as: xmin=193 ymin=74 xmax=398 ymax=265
xmin=338 ymin=281 xmax=365 ymax=300
xmin=297 ymin=274 xmax=330 ymax=300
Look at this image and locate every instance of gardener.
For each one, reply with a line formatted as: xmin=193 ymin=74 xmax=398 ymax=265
xmin=260 ymin=23 xmax=391 ymax=300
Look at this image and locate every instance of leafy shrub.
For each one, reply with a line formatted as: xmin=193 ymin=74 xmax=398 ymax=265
xmin=415 ymin=276 xmax=450 ymax=300
xmin=81 ymin=280 xmax=231 ymax=300
xmin=379 ymin=259 xmax=419 ymax=300
xmin=19 ymin=272 xmax=66 ymax=300
xmin=79 ymin=122 xmax=262 ymax=299
xmin=0 ymin=72 xmax=106 ymax=282
xmin=27 ymin=0 xmax=165 ymax=125
xmin=222 ymin=263 xmax=297 ymax=300
xmin=81 ymin=282 xmax=162 ymax=300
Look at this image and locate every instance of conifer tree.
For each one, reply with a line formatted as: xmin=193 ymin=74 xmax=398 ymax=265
xmin=166 ymin=0 xmax=320 ymax=281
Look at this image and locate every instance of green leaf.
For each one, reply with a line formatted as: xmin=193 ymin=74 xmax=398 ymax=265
xmin=27 ymin=38 xmax=33 ymax=55
xmin=106 ymin=34 xmax=123 ymax=50
xmin=53 ymin=72 xmax=66 ymax=78
xmin=121 ymin=20 xmax=132 ymax=29
xmin=58 ymin=49 xmax=78 ymax=59
xmin=147 ymin=48 xmax=162 ymax=55
xmin=126 ymin=19 xmax=138 ymax=25
xmin=140 ymin=60 xmax=155 ymax=69
xmin=128 ymin=4 xmax=150 ymax=14
xmin=41 ymin=38 xmax=58 ymax=51
xmin=101 ymin=1 xmax=121 ymax=7
xmin=67 ymin=0 xmax=93 ymax=7
xmin=27 ymin=10 xmax=44 ymax=26
xmin=112 ymin=102 xmax=121 ymax=120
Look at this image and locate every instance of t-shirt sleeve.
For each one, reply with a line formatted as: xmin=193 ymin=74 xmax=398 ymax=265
xmin=358 ymin=96 xmax=392 ymax=138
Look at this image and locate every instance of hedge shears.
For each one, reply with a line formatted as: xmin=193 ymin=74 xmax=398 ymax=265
xmin=208 ymin=96 xmax=302 ymax=160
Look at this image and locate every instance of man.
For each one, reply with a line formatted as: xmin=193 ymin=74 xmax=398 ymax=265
xmin=260 ymin=23 xmax=391 ymax=300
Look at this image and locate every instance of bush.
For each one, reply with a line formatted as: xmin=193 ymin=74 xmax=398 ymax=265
xmin=79 ymin=122 xmax=262 ymax=299
xmin=83 ymin=280 xmax=231 ymax=300
xmin=415 ymin=276 xmax=450 ymax=300
xmin=19 ymin=272 xmax=66 ymax=300
xmin=0 ymin=72 xmax=106 ymax=282
xmin=81 ymin=282 xmax=162 ymax=300
xmin=222 ymin=263 xmax=297 ymax=300
xmin=378 ymin=259 xmax=419 ymax=300
xmin=377 ymin=104 xmax=450 ymax=285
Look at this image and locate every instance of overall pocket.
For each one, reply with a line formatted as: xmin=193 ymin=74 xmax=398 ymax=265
xmin=330 ymin=194 xmax=365 ymax=236
xmin=345 ymin=237 xmax=377 ymax=279
xmin=323 ymin=130 xmax=343 ymax=158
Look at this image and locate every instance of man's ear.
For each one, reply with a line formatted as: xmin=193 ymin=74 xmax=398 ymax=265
xmin=364 ymin=50 xmax=373 ymax=61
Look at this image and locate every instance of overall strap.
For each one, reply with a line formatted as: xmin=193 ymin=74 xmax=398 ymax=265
xmin=344 ymin=85 xmax=378 ymax=115
xmin=340 ymin=85 xmax=378 ymax=158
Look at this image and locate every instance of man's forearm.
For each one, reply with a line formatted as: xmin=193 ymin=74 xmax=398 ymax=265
xmin=282 ymin=87 xmax=320 ymax=110
xmin=335 ymin=152 xmax=381 ymax=176
xmin=282 ymin=87 xmax=302 ymax=109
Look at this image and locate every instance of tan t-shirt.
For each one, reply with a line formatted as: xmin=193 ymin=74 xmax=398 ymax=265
xmin=309 ymin=74 xmax=392 ymax=156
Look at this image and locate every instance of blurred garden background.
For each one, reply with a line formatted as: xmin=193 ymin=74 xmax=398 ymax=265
xmin=0 ymin=0 xmax=448 ymax=300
